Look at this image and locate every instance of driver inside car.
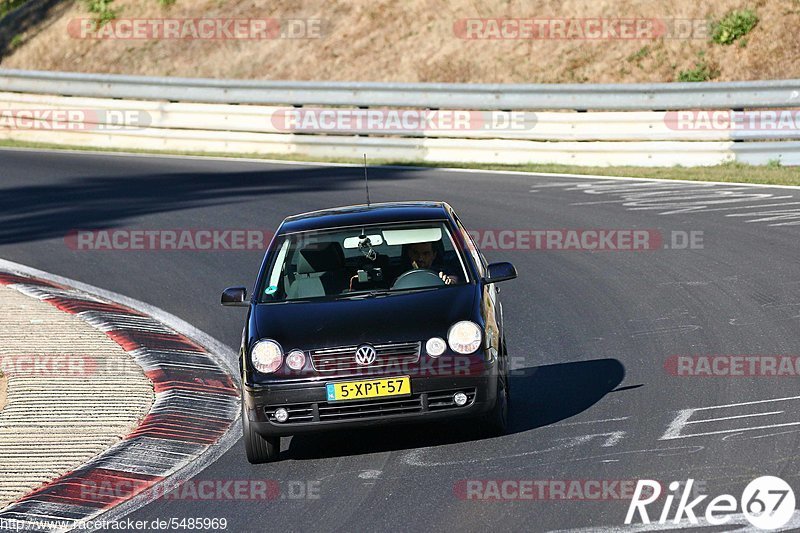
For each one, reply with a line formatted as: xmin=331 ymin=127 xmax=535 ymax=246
xmin=405 ymin=241 xmax=459 ymax=285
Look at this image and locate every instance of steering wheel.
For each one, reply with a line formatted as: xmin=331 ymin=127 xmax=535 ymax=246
xmin=391 ymin=268 xmax=445 ymax=290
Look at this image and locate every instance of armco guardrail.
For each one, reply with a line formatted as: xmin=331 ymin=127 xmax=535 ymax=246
xmin=1 ymin=69 xmax=799 ymax=110
xmin=0 ymin=69 xmax=799 ymax=166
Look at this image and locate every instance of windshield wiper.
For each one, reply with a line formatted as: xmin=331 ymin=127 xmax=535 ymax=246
xmin=338 ymin=289 xmax=390 ymax=300
xmin=337 ymin=287 xmax=438 ymax=300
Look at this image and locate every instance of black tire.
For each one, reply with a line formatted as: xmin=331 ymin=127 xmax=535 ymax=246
xmin=242 ymin=403 xmax=280 ymax=463
xmin=501 ymin=337 xmax=511 ymax=408
xmin=481 ymin=372 xmax=509 ymax=437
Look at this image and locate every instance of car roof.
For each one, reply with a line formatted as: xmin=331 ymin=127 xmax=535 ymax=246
xmin=279 ymin=201 xmax=453 ymax=233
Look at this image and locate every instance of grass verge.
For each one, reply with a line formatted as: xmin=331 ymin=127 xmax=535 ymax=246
xmin=1 ymin=138 xmax=798 ymax=186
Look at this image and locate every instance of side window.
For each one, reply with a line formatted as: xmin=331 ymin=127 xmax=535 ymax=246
xmin=453 ymin=214 xmax=485 ymax=277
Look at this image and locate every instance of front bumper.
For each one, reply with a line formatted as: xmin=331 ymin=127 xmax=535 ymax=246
xmin=243 ymin=374 xmax=496 ymax=437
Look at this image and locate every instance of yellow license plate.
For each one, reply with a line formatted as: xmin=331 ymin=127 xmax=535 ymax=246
xmin=326 ymin=376 xmax=411 ymax=402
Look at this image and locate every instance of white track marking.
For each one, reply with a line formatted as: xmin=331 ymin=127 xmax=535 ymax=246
xmin=693 ymin=395 xmax=800 ymax=411
xmin=557 ymin=417 xmax=630 ymax=426
xmin=402 ymin=431 xmax=627 ymax=467
xmin=556 ymin=180 xmax=800 ymax=225
xmin=358 ymin=470 xmax=382 ymax=480
xmin=684 ymin=411 xmax=784 ymax=424
xmin=720 ymin=433 xmax=746 ymax=441
xmin=665 ymin=422 xmax=800 ymax=440
xmin=750 ymin=429 xmax=800 ymax=439
xmin=402 ymin=444 xmax=704 ymax=469
xmin=661 ymin=396 xmax=800 ymax=441
xmin=728 ymin=209 xmax=800 ymax=225
xmin=697 ymin=201 xmax=800 ymax=213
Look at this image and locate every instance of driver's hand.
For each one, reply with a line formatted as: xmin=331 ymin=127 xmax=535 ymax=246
xmin=439 ymin=272 xmax=455 ymax=285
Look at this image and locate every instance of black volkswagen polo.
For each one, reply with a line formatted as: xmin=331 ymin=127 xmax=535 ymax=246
xmin=222 ymin=202 xmax=517 ymax=463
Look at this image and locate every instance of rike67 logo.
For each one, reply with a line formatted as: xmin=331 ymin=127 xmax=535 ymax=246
xmin=626 ymin=477 xmax=796 ymax=530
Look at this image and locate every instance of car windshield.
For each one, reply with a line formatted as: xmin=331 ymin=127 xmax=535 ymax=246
xmin=258 ymin=221 xmax=471 ymax=302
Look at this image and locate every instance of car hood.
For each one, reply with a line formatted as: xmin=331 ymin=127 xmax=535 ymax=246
xmin=251 ymin=285 xmax=477 ymax=351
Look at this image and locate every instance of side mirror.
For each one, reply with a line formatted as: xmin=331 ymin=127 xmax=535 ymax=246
xmin=484 ymin=262 xmax=517 ymax=284
xmin=221 ymin=286 xmax=248 ymax=307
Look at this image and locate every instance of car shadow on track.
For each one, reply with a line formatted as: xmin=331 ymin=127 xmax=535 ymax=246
xmin=281 ymin=358 xmax=626 ymax=461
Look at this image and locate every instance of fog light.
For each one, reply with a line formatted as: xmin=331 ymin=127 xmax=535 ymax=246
xmin=286 ymin=349 xmax=306 ymax=370
xmin=426 ymin=337 xmax=446 ymax=357
xmin=453 ymin=392 xmax=468 ymax=406
xmin=274 ymin=408 xmax=289 ymax=423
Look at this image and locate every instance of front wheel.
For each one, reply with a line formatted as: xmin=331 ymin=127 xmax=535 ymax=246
xmin=242 ymin=402 xmax=279 ymax=463
xmin=481 ymin=372 xmax=509 ymax=437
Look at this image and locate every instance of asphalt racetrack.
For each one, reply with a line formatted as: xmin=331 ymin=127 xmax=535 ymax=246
xmin=2 ymin=148 xmax=799 ymax=531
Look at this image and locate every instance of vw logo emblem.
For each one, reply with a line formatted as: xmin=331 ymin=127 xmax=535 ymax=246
xmin=354 ymin=344 xmax=377 ymax=366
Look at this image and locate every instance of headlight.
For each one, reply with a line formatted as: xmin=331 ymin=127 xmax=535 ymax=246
xmin=251 ymin=339 xmax=283 ymax=373
xmin=426 ymin=337 xmax=447 ymax=357
xmin=447 ymin=321 xmax=482 ymax=354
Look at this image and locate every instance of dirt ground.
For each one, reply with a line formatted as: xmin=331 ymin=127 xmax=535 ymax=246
xmin=1 ymin=0 xmax=798 ymax=83
xmin=0 ymin=373 xmax=6 ymax=412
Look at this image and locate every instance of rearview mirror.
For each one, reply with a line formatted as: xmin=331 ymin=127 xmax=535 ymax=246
xmin=343 ymin=234 xmax=384 ymax=248
xmin=484 ymin=262 xmax=517 ymax=284
xmin=221 ymin=286 xmax=248 ymax=306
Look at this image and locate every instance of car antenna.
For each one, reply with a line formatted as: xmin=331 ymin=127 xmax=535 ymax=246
xmin=363 ymin=153 xmax=371 ymax=206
